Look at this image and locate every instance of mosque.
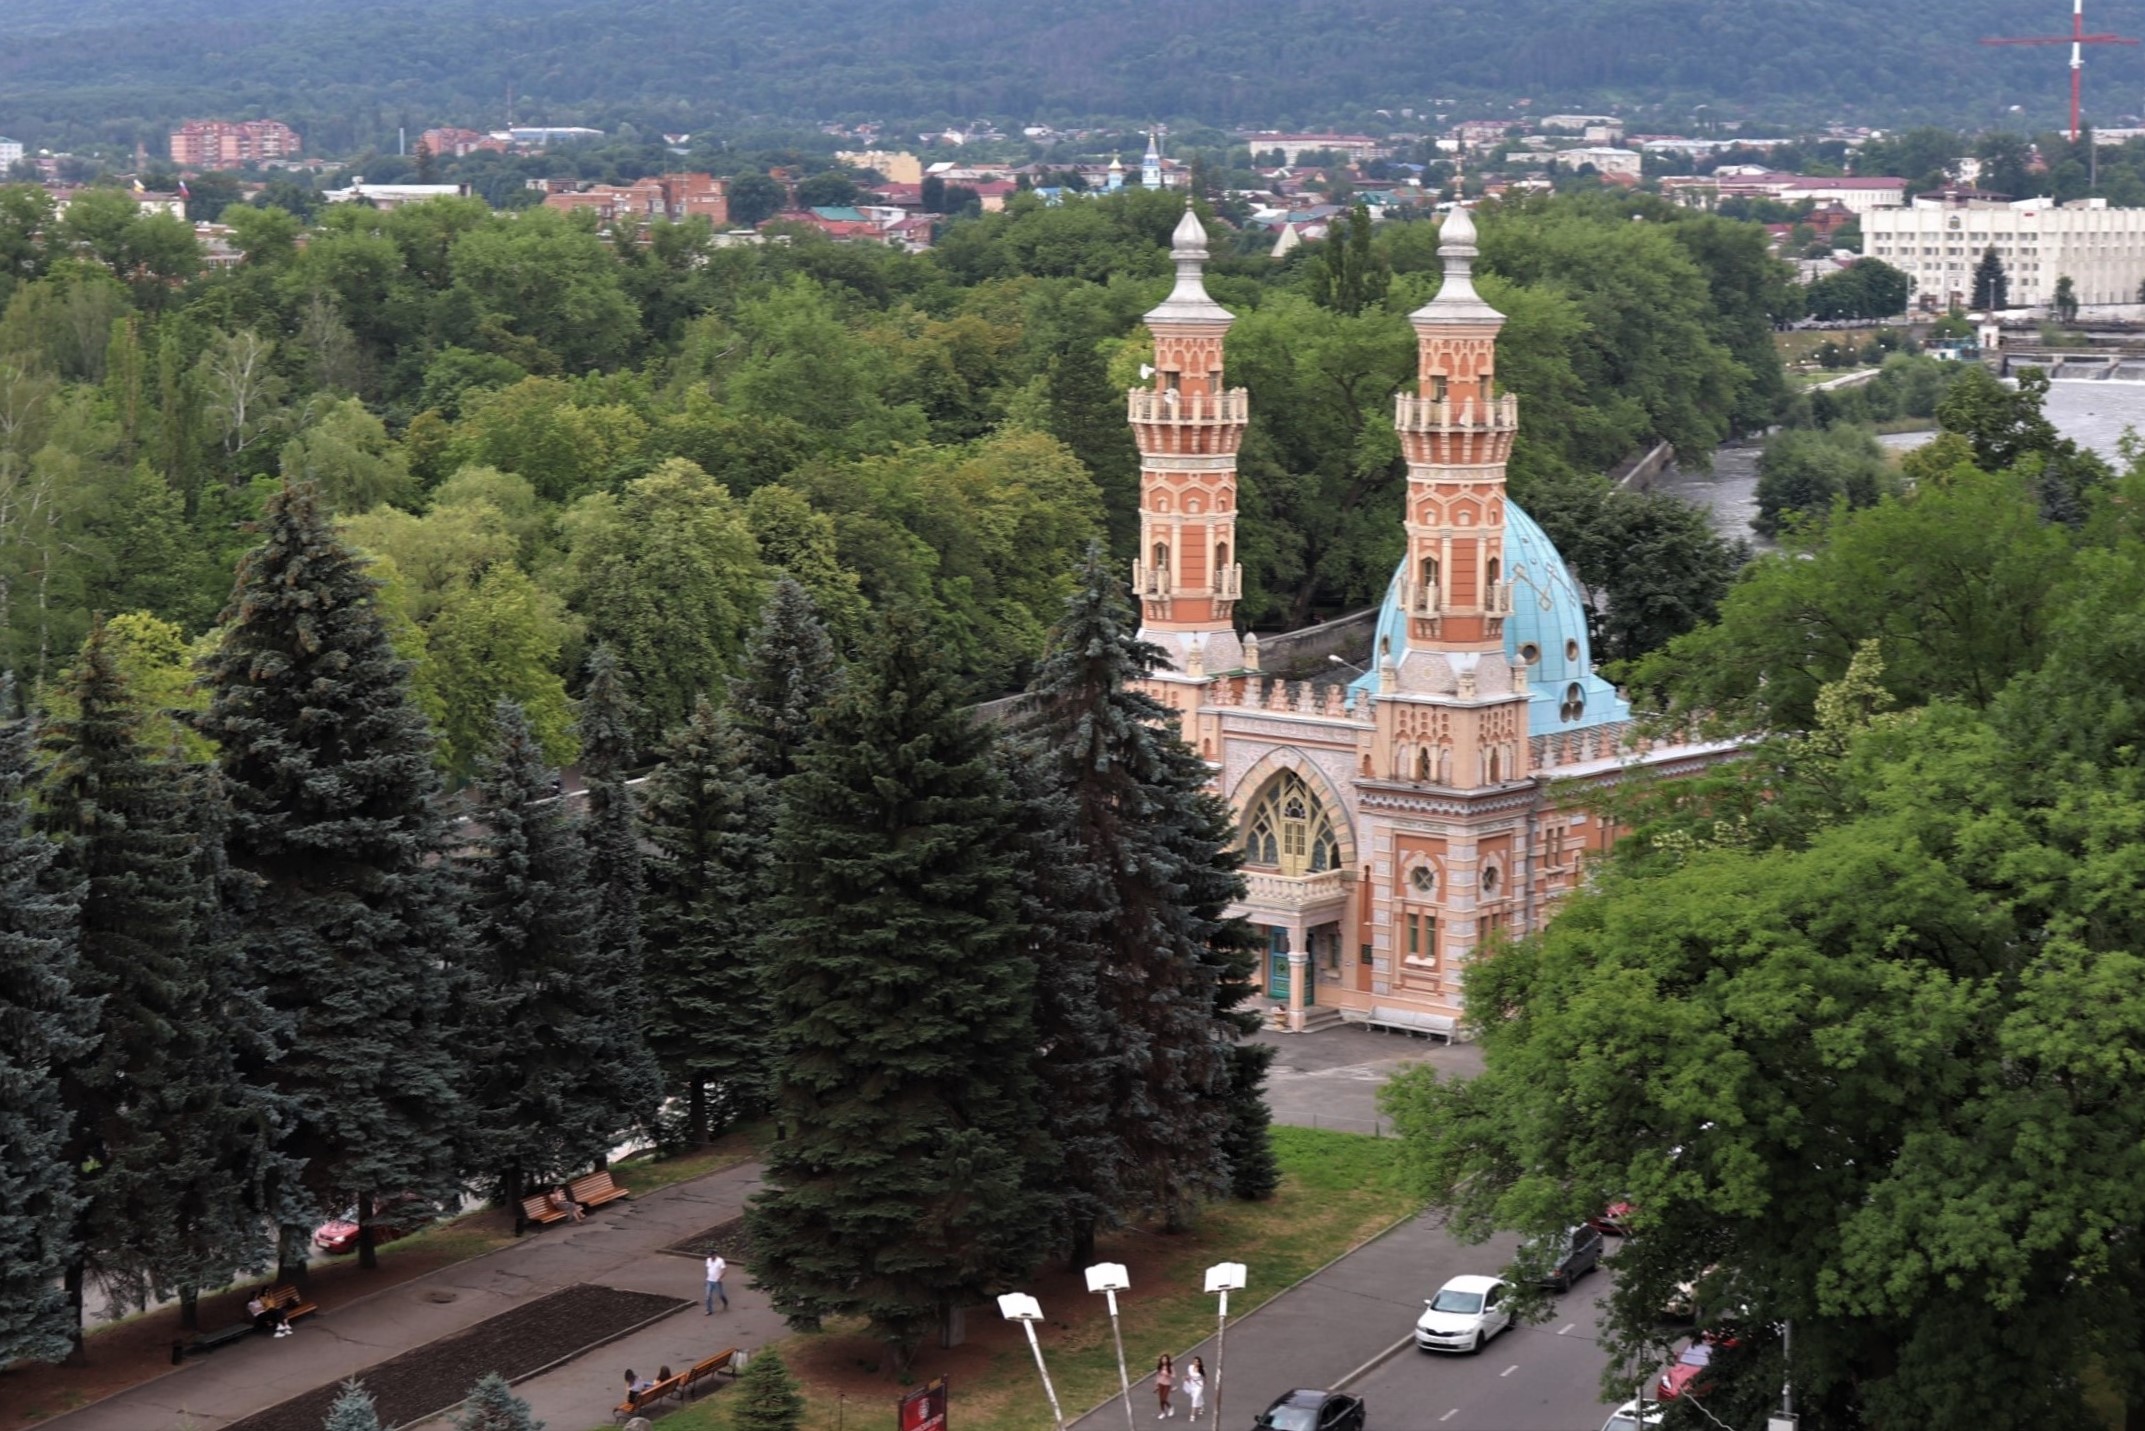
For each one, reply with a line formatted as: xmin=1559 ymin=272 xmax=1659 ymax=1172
xmin=1127 ymin=204 xmax=1733 ymax=1036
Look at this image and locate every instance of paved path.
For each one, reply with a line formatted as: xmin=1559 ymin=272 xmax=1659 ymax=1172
xmin=45 ymin=1164 xmax=777 ymax=1431
xmin=1257 ymin=1024 xmax=1482 ymax=1136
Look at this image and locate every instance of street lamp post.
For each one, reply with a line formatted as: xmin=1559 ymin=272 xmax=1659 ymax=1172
xmin=1085 ymin=1263 xmax=1138 ymax=1431
xmin=1205 ymin=1263 xmax=1248 ymax=1431
xmin=998 ymin=1293 xmax=1067 ymax=1431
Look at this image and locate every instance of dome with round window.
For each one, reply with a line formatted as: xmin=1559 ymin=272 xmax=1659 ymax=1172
xmin=1349 ymin=501 xmax=1628 ymax=734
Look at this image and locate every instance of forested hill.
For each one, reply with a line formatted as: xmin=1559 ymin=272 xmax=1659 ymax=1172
xmin=0 ymin=0 xmax=2120 ymax=146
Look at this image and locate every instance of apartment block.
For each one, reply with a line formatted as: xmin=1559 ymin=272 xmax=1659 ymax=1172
xmin=170 ymin=120 xmax=300 ymax=168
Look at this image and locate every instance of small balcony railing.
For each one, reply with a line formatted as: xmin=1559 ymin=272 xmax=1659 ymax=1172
xmin=1393 ymin=392 xmax=1519 ymax=433
xmin=1402 ymin=577 xmax=1441 ymax=617
xmin=1127 ymin=389 xmax=1250 ymax=425
xmin=1132 ymin=563 xmax=1171 ymax=597
xmin=1217 ymin=564 xmax=1242 ymax=600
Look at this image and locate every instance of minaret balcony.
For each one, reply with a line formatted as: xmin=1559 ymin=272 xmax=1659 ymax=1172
xmin=1401 ymin=577 xmax=1441 ymax=617
xmin=1486 ymin=580 xmax=1513 ymax=616
xmin=1393 ymin=392 xmax=1518 ymax=434
xmin=1127 ymin=388 xmax=1250 ymax=426
xmin=1218 ymin=564 xmax=1242 ymax=600
xmin=1132 ymin=563 xmax=1172 ymax=598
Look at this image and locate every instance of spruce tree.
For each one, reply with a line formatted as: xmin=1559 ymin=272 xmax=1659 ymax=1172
xmin=1221 ymin=1042 xmax=1281 ymax=1201
xmin=727 ymin=575 xmax=840 ymax=785
xmin=640 ymin=697 xmax=769 ymax=1143
xmin=1025 ymin=546 xmax=1258 ymax=1235
xmin=323 ymin=1379 xmax=383 ymax=1431
xmin=579 ymin=643 xmax=644 ymax=987
xmin=995 ymin=737 xmax=1120 ymax=1262
xmin=198 ymin=479 xmax=465 ymax=1273
xmin=0 ymin=677 xmax=93 ymax=1367
xmin=450 ymin=1371 xmax=544 ymax=1431
xmin=748 ymin=612 xmax=1051 ymax=1367
xmin=40 ymin=621 xmax=274 ymax=1348
xmin=732 ymin=1346 xmax=806 ymax=1431
xmin=459 ymin=702 xmax=658 ymax=1217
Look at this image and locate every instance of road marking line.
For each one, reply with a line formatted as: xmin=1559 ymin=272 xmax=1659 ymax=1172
xmin=1440 ymin=1410 xmax=1460 ymax=1422
xmin=1557 ymin=1323 xmax=1576 ymax=1336
xmin=1500 ymin=1363 xmax=1520 ymax=1377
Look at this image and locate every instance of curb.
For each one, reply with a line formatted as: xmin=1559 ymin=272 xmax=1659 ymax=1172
xmin=1066 ymin=1207 xmax=1428 ymax=1426
xmin=1333 ymin=1333 xmax=1416 ymax=1390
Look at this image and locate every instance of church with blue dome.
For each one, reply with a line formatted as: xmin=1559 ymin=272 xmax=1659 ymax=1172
xmin=1125 ymin=202 xmax=1730 ymax=1034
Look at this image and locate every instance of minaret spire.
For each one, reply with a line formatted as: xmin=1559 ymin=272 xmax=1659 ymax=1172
xmin=1130 ymin=202 xmax=1247 ymax=674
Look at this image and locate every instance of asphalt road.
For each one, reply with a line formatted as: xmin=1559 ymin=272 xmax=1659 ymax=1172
xmin=1348 ymin=1266 xmax=1629 ymax=1431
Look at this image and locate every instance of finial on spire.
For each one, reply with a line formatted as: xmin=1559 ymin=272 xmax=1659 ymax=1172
xmin=1409 ymin=203 xmax=1503 ymax=327
xmin=1146 ymin=203 xmax=1231 ymax=326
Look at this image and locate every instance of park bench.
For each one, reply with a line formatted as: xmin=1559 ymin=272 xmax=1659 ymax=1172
xmin=684 ymin=1347 xmax=741 ymax=1399
xmin=1359 ymin=1005 xmax=1458 ymax=1042
xmin=614 ymin=1369 xmax=689 ymax=1420
xmin=169 ymin=1283 xmax=317 ymax=1363
xmin=569 ymin=1170 xmax=632 ymax=1210
xmin=259 ymin=1282 xmax=319 ymax=1323
xmin=520 ymin=1192 xmax=573 ymax=1227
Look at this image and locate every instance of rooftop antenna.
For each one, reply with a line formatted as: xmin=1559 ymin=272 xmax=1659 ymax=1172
xmin=1982 ymin=0 xmax=2139 ymax=143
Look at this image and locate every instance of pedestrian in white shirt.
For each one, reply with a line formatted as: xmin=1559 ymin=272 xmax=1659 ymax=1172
xmin=705 ymin=1253 xmax=729 ymax=1313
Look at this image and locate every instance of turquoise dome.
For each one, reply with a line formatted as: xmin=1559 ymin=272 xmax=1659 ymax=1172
xmin=1349 ymin=501 xmax=1629 ymax=736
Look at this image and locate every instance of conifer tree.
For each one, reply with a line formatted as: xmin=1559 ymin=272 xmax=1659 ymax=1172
xmin=748 ymin=612 xmax=1051 ymax=1366
xmin=450 ymin=1371 xmax=544 ymax=1431
xmin=640 ymin=697 xmax=769 ymax=1143
xmin=198 ymin=479 xmax=465 ymax=1273
xmin=0 ymin=678 xmax=93 ymax=1367
xmin=323 ymin=1379 xmax=383 ymax=1431
xmin=459 ymin=701 xmax=658 ymax=1215
xmin=727 ymin=575 xmax=840 ymax=784
xmin=1025 ymin=546 xmax=1259 ymax=1237
xmin=40 ymin=622 xmax=274 ymax=1347
xmin=995 ymin=737 xmax=1120 ymax=1262
xmin=732 ymin=1346 xmax=806 ymax=1431
xmin=1221 ymin=1042 xmax=1281 ymax=1201
xmin=579 ymin=643 xmax=643 ymax=981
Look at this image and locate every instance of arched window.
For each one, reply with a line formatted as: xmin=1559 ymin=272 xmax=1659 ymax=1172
xmin=1420 ymin=556 xmax=1440 ymax=587
xmin=1152 ymin=541 xmax=1170 ymax=571
xmin=1481 ymin=864 xmax=1501 ymax=898
xmin=1215 ymin=540 xmax=1230 ymax=571
xmin=1560 ymin=682 xmax=1585 ymax=721
xmin=1487 ymin=748 xmax=1501 ymax=782
xmin=1485 ymin=557 xmax=1502 ymax=587
xmin=1415 ymin=747 xmax=1433 ymax=782
xmin=1244 ymin=771 xmax=1341 ymax=876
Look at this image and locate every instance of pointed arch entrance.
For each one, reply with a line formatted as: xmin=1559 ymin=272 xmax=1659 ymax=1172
xmin=1233 ymin=755 xmax=1356 ymax=1009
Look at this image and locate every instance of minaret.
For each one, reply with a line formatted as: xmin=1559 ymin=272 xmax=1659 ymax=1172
xmin=1394 ymin=204 xmax=1518 ymax=670
xmin=1130 ymin=205 xmax=1248 ymax=674
xmin=1374 ymin=203 xmax=1530 ymax=790
xmin=1142 ymin=127 xmax=1164 ymax=190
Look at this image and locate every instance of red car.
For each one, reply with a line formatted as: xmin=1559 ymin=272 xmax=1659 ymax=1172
xmin=312 ymin=1194 xmax=434 ymax=1255
xmin=1587 ymin=1201 xmax=1637 ymax=1237
xmin=1656 ymin=1339 xmax=1715 ymax=1400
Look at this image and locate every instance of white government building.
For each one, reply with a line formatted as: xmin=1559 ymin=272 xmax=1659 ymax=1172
xmin=1864 ymin=193 xmax=2145 ymax=310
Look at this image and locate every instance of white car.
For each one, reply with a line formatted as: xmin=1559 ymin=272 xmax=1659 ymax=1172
xmin=1414 ymin=1274 xmax=1513 ymax=1353
xmin=1601 ymin=1401 xmax=1664 ymax=1431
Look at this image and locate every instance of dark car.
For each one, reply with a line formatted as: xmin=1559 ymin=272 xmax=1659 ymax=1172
xmin=1255 ymin=1388 xmax=1367 ymax=1431
xmin=1532 ymin=1223 xmax=1605 ymax=1291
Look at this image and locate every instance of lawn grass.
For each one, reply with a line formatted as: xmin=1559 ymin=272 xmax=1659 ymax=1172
xmin=623 ymin=1127 xmax=1419 ymax=1431
xmin=610 ymin=1124 xmax=767 ymax=1196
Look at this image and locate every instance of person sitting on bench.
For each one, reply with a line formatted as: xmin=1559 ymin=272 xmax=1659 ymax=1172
xmin=548 ymin=1187 xmax=586 ymax=1222
xmin=247 ymin=1295 xmax=291 ymax=1338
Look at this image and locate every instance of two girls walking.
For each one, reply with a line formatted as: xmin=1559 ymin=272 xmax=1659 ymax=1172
xmin=1154 ymin=1353 xmax=1208 ymax=1421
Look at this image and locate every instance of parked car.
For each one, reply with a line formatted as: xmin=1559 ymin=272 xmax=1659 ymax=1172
xmin=1601 ymin=1400 xmax=1664 ymax=1431
xmin=1656 ymin=1339 xmax=1719 ymax=1401
xmin=1414 ymin=1274 xmax=1513 ymax=1354
xmin=1529 ymin=1223 xmax=1604 ymax=1291
xmin=1662 ymin=1264 xmax=1722 ymax=1321
xmin=1586 ymin=1201 xmax=1637 ymax=1237
xmin=312 ymin=1193 xmax=435 ymax=1255
xmin=1253 ymin=1388 xmax=1366 ymax=1431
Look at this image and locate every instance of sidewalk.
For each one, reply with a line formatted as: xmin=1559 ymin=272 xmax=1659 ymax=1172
xmin=46 ymin=1164 xmax=775 ymax=1431
xmin=1066 ymin=1213 xmax=1520 ymax=1431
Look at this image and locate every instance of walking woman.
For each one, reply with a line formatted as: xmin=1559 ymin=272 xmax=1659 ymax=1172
xmin=1155 ymin=1352 xmax=1176 ymax=1419
xmin=1183 ymin=1356 xmax=1207 ymax=1421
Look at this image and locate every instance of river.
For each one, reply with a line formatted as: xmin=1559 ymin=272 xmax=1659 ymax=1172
xmin=1647 ymin=378 xmax=2145 ymax=545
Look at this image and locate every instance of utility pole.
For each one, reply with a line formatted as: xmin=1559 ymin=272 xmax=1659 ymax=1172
xmin=1982 ymin=0 xmax=2139 ymax=144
